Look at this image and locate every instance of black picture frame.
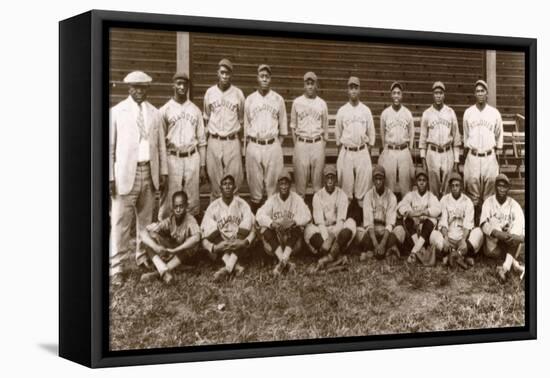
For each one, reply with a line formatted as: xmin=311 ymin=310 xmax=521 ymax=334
xmin=59 ymin=9 xmax=537 ymax=368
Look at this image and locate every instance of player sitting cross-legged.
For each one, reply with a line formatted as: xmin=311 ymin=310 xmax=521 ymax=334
xmin=304 ymin=165 xmax=356 ymax=273
xmin=256 ymin=170 xmax=312 ymax=276
xmin=139 ymin=191 xmax=201 ymax=284
xmin=201 ymin=174 xmax=255 ymax=282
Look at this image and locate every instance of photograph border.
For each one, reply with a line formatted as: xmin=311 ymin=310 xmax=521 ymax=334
xmin=59 ymin=9 xmax=537 ymax=368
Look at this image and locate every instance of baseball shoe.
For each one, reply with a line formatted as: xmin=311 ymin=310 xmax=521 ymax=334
xmin=213 ymin=267 xmax=229 ymax=282
xmin=496 ymin=266 xmax=508 ymax=283
xmin=140 ymin=271 xmax=159 ymax=283
xmin=162 ymin=271 xmax=174 ymax=284
xmin=465 ymin=257 xmax=475 ymax=267
xmin=512 ymin=261 xmax=525 ymax=280
xmin=234 ymin=263 xmax=245 ymax=277
xmin=286 ymin=261 xmax=296 ymax=274
xmin=387 ymin=246 xmax=400 ymax=265
xmin=272 ymin=262 xmax=283 ymax=276
xmin=407 ymin=252 xmax=417 ymax=264
xmin=360 ymin=251 xmax=374 ymax=261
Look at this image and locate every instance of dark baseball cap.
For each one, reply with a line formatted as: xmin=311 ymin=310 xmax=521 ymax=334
xmin=495 ymin=173 xmax=510 ymax=185
xmin=304 ymin=71 xmax=318 ymax=82
xmin=390 ymin=81 xmax=403 ymax=91
xmin=415 ymin=167 xmax=429 ymax=179
xmin=447 ymin=172 xmax=462 ymax=184
xmin=372 ymin=165 xmax=386 ymax=178
xmin=172 ymin=72 xmax=189 ymax=81
xmin=220 ymin=173 xmax=235 ymax=184
xmin=278 ymin=170 xmax=292 ymax=182
xmin=323 ymin=165 xmax=337 ymax=177
xmin=218 ymin=58 xmax=234 ymax=71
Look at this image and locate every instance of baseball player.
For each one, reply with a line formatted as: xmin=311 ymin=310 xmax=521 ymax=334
xmin=203 ymin=58 xmax=245 ymax=200
xmin=480 ymin=174 xmax=525 ymax=282
xmin=419 ymin=81 xmax=461 ymax=198
xmin=201 ymin=174 xmax=255 ymax=281
xmin=158 ymin=72 xmax=207 ymax=219
xmin=357 ymin=165 xmax=403 ymax=262
xmin=244 ymin=64 xmax=288 ymax=213
xmin=430 ymin=172 xmax=484 ymax=268
xmin=304 ymin=165 xmax=357 ymax=272
xmin=335 ymin=76 xmax=376 ymax=207
xmin=140 ymin=191 xmax=201 ymax=284
xmin=290 ymin=71 xmax=329 ymax=197
xmin=109 ymin=71 xmax=168 ymax=287
xmin=395 ymin=168 xmax=441 ymax=265
xmin=463 ymin=79 xmax=503 ymax=219
xmin=256 ymin=170 xmax=312 ymax=276
xmin=378 ymin=81 xmax=415 ymax=199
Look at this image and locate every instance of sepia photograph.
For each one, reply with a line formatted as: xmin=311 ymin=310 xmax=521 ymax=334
xmin=107 ymin=26 xmax=527 ymax=352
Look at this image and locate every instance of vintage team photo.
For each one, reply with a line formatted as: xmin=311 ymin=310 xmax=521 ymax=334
xmin=108 ymin=28 xmax=526 ymax=351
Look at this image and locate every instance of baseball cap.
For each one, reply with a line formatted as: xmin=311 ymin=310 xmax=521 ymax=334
xmin=372 ymin=165 xmax=386 ymax=178
xmin=220 ymin=173 xmax=235 ymax=184
xmin=415 ymin=167 xmax=429 ymax=179
xmin=495 ymin=173 xmax=510 ymax=185
xmin=278 ymin=170 xmax=292 ymax=182
xmin=475 ymin=79 xmax=488 ymax=90
xmin=123 ymin=71 xmax=152 ymax=84
xmin=304 ymin=71 xmax=318 ymax=82
xmin=218 ymin=58 xmax=234 ymax=71
xmin=447 ymin=172 xmax=462 ymax=184
xmin=432 ymin=81 xmax=446 ymax=91
xmin=172 ymin=72 xmax=189 ymax=81
xmin=258 ymin=64 xmax=272 ymax=74
xmin=390 ymin=81 xmax=403 ymax=91
xmin=347 ymin=76 xmax=360 ymax=86
xmin=323 ymin=165 xmax=337 ymax=177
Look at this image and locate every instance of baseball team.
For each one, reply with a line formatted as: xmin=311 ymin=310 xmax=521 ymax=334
xmin=109 ymin=58 xmax=525 ymax=287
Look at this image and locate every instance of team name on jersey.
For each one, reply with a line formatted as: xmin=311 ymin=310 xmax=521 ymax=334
xmin=385 ymin=117 xmax=409 ymax=132
xmin=447 ymin=207 xmax=466 ymax=224
xmin=343 ymin=115 xmax=367 ymax=128
xmin=272 ymin=210 xmax=295 ymax=221
xmin=217 ymin=214 xmax=243 ymax=230
xmin=489 ymin=209 xmax=516 ymax=232
xmin=469 ymin=119 xmax=496 ymax=132
xmin=296 ymin=108 xmax=322 ymax=123
xmin=209 ymin=99 xmax=239 ymax=113
xmin=249 ymin=103 xmax=279 ymax=121
xmin=167 ymin=111 xmax=199 ymax=128
xmin=428 ymin=117 xmax=452 ymax=130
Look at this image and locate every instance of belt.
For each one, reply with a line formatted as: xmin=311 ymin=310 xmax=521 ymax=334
xmin=169 ymin=148 xmax=197 ymax=158
xmin=248 ymin=136 xmax=275 ymax=145
xmin=209 ymin=133 xmax=237 ymax=140
xmin=470 ymin=149 xmax=493 ymax=157
xmin=297 ymin=136 xmax=322 ymax=143
xmin=343 ymin=144 xmax=367 ymax=152
xmin=137 ymin=161 xmax=150 ymax=167
xmin=428 ymin=143 xmax=452 ymax=153
xmin=387 ymin=143 xmax=408 ymax=150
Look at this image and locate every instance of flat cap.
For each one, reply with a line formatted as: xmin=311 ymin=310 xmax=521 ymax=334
xmin=172 ymin=72 xmax=189 ymax=81
xmin=304 ymin=71 xmax=318 ymax=82
xmin=415 ymin=167 xmax=429 ymax=179
xmin=323 ymin=165 xmax=337 ymax=177
xmin=123 ymin=71 xmax=152 ymax=84
xmin=373 ymin=165 xmax=386 ymax=178
xmin=390 ymin=81 xmax=403 ymax=91
xmin=475 ymin=79 xmax=488 ymax=90
xmin=218 ymin=58 xmax=233 ymax=71
xmin=495 ymin=173 xmax=510 ymax=185
xmin=432 ymin=81 xmax=446 ymax=91
xmin=447 ymin=172 xmax=463 ymax=184
xmin=347 ymin=76 xmax=360 ymax=86
xmin=278 ymin=169 xmax=292 ymax=182
xmin=220 ymin=173 xmax=235 ymax=184
xmin=258 ymin=64 xmax=272 ymax=74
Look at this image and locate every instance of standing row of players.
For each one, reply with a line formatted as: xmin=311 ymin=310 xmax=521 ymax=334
xmin=109 ymin=59 xmax=522 ymax=286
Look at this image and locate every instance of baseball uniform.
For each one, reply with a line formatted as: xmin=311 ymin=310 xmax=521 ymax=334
xmin=244 ymin=89 xmax=287 ymax=205
xmin=480 ymin=194 xmax=524 ymax=257
xmin=419 ymin=104 xmax=461 ymax=197
xmin=304 ymin=186 xmax=357 ymax=254
xmin=335 ymin=101 xmax=376 ymax=204
xmin=203 ymin=84 xmax=245 ymax=199
xmin=463 ymin=103 xmax=503 ymax=207
xmin=290 ymin=94 xmax=329 ymax=196
xmin=378 ymin=105 xmax=415 ymax=196
xmin=159 ymin=98 xmax=206 ymax=218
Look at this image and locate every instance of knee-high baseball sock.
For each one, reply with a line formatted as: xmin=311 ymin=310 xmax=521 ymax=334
xmin=411 ymin=236 xmax=426 ymax=254
xmin=166 ymin=255 xmax=182 ymax=271
xmin=282 ymin=246 xmax=292 ymax=261
xmin=274 ymin=246 xmax=284 ymax=262
xmin=502 ymin=253 xmax=514 ymax=272
xmin=151 ymin=255 xmax=169 ymax=276
xmin=222 ymin=253 xmax=238 ymax=273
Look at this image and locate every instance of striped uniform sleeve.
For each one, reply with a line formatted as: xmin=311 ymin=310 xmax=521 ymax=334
xmin=278 ymin=94 xmax=288 ymax=136
xmin=366 ymin=107 xmax=376 ymax=147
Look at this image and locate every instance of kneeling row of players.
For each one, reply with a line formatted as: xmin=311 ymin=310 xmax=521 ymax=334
xmin=130 ymin=164 xmax=525 ymax=286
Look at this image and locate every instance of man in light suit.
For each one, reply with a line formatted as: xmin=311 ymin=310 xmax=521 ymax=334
xmin=109 ymin=71 xmax=168 ymax=286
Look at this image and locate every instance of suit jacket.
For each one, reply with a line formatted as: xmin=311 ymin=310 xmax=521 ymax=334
xmin=109 ymin=96 xmax=168 ymax=195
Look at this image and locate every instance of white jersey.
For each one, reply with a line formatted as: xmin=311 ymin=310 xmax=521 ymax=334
xmin=201 ymin=196 xmax=254 ymax=240
xmin=203 ymin=84 xmax=245 ymax=137
xmin=160 ymin=98 xmax=206 ymax=151
xmin=335 ymin=102 xmax=375 ymax=148
xmin=480 ymin=195 xmax=524 ymax=237
xmin=290 ymin=95 xmax=328 ymax=138
xmin=362 ymin=187 xmax=398 ymax=232
xmin=380 ymin=105 xmax=415 ymax=146
xmin=244 ymin=90 xmax=288 ymax=139
xmin=256 ymin=191 xmax=312 ymax=228
xmin=439 ymin=193 xmax=475 ymax=241
xmin=463 ymin=103 xmax=503 ymax=151
xmin=312 ymin=187 xmax=348 ymax=226
xmin=397 ymin=190 xmax=441 ymax=223
xmin=419 ymin=104 xmax=461 ymax=160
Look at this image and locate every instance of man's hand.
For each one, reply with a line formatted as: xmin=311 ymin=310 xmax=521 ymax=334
xmin=457 ymin=239 xmax=468 ymax=255
xmin=110 ymin=180 xmax=116 ymax=197
xmin=199 ymin=166 xmax=208 ymax=185
xmin=279 ymin=218 xmax=295 ymax=230
xmin=374 ymin=244 xmax=385 ymax=259
xmin=159 ymin=174 xmax=168 ymax=193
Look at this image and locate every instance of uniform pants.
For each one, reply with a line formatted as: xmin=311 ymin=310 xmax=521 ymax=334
xmin=260 ymin=226 xmax=302 ymax=255
xmin=110 ymin=164 xmax=154 ymax=276
xmin=426 ymin=148 xmax=454 ymax=197
xmin=378 ymin=147 xmax=414 ymax=196
xmin=430 ymin=227 xmax=484 ymax=254
xmin=206 ymin=137 xmax=243 ymax=200
xmin=159 ymin=152 xmax=200 ymax=219
xmin=464 ymin=152 xmax=499 ymax=207
xmin=337 ymin=147 xmax=373 ymax=204
xmin=293 ymin=140 xmax=325 ymax=197
xmin=246 ymin=141 xmax=284 ymax=204
xmin=304 ymin=219 xmax=357 ymax=254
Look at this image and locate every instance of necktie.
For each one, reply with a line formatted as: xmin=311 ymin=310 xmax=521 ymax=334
xmin=137 ymin=104 xmax=147 ymax=141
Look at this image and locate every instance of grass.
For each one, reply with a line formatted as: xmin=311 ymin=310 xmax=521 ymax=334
xmin=109 ymin=245 xmax=525 ymax=351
